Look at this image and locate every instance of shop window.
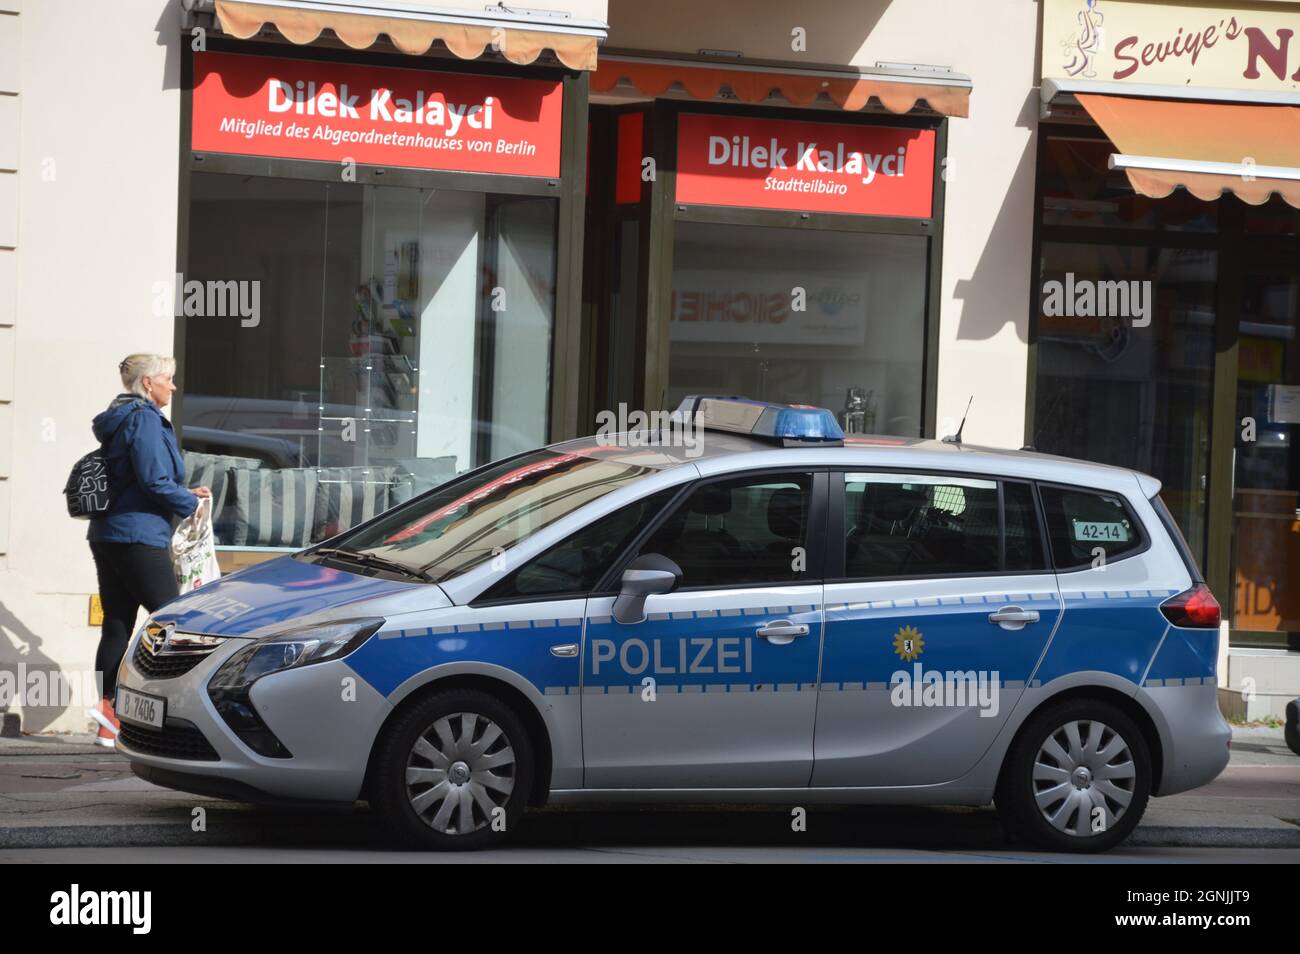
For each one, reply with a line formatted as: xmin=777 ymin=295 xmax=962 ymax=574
xmin=1039 ymin=135 xmax=1217 ymax=233
xmin=668 ymin=223 xmax=927 ymax=437
xmin=1031 ymin=242 xmax=1215 ymax=566
xmin=181 ymin=172 xmax=557 ymax=547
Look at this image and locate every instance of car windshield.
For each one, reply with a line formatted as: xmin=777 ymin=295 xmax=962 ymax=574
xmin=318 ymin=448 xmax=659 ymax=583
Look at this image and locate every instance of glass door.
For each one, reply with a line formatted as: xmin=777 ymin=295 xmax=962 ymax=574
xmin=1232 ymin=255 xmax=1300 ymax=649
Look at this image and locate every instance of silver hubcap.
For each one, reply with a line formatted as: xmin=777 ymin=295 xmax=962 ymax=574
xmin=1032 ymin=719 xmax=1136 ymax=837
xmin=405 ymin=712 xmax=516 ymax=835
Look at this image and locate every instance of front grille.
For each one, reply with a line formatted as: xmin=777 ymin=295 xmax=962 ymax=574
xmin=132 ymin=641 xmax=209 ymax=679
xmin=131 ymin=623 xmax=223 ymax=680
xmin=119 ymin=718 xmax=220 ymax=762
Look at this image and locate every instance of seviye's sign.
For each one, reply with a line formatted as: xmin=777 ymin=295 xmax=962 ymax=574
xmin=675 ymin=113 xmax=936 ymax=218
xmin=191 ymin=52 xmax=563 ymax=176
xmin=1044 ymin=0 xmax=1300 ymax=92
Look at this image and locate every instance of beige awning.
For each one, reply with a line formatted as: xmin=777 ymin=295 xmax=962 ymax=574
xmin=211 ymin=0 xmax=606 ymax=71
xmin=1076 ymin=93 xmax=1300 ymax=209
xmin=593 ymin=53 xmax=971 ymax=117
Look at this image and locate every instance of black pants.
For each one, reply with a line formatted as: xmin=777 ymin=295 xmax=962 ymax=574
xmin=90 ymin=542 xmax=178 ymax=700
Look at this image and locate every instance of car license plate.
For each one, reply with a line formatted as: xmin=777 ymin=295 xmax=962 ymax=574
xmin=115 ymin=687 xmax=166 ymax=729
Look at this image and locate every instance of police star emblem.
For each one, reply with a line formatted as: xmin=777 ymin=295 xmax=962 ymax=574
xmin=893 ymin=625 xmax=924 ymax=661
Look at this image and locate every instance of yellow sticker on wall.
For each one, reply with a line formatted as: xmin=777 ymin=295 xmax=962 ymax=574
xmin=89 ymin=595 xmax=103 ymax=627
xmin=893 ymin=625 xmax=924 ymax=661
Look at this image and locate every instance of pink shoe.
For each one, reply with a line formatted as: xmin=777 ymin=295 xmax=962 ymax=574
xmin=88 ymin=697 xmax=120 ymax=748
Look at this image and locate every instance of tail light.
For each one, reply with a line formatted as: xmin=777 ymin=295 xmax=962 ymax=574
xmin=1160 ymin=584 xmax=1221 ymax=629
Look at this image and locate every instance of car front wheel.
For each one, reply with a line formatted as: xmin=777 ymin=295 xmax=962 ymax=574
xmin=996 ymin=699 xmax=1152 ymax=853
xmin=371 ymin=689 xmax=534 ymax=850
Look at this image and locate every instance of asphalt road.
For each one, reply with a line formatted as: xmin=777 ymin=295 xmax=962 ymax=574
xmin=3 ymin=844 xmax=1298 ymax=863
xmin=0 ymin=726 xmax=1295 ymax=863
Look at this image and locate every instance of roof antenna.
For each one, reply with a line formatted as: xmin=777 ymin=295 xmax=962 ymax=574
xmin=942 ymin=396 xmax=973 ymax=445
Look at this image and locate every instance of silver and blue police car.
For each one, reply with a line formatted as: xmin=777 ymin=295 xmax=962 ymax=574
xmin=114 ymin=397 xmax=1230 ymax=851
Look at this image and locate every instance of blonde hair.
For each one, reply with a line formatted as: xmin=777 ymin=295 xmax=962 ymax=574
xmin=118 ymin=354 xmax=177 ymax=399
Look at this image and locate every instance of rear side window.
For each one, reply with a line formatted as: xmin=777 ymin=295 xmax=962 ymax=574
xmin=1039 ymin=484 xmax=1144 ymax=570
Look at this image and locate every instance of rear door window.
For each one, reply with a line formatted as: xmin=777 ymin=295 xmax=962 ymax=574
xmin=843 ymin=473 xmax=1000 ymax=577
xmin=1004 ymin=479 xmax=1048 ymax=572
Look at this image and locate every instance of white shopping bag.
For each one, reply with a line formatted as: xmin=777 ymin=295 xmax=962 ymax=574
xmin=171 ymin=497 xmax=221 ymax=591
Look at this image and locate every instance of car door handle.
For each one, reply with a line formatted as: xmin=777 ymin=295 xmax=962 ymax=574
xmin=756 ymin=620 xmax=810 ymax=645
xmin=988 ymin=606 xmax=1040 ymax=630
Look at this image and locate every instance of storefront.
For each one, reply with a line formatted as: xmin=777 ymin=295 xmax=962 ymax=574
xmin=1033 ymin=0 xmax=1300 ymax=709
xmin=583 ymin=56 xmax=968 ymax=438
xmin=173 ymin=1 xmax=600 ymax=560
xmin=172 ymin=2 xmax=971 ymax=564
xmin=0 ymin=0 xmax=1078 ymax=733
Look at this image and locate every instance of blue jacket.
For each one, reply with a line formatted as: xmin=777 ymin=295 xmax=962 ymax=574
xmin=87 ymin=395 xmax=198 ymax=548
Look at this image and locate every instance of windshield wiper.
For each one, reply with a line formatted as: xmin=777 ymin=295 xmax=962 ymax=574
xmin=312 ymin=546 xmax=435 ymax=583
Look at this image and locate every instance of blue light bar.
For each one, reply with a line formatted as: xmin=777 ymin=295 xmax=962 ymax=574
xmin=758 ymin=404 xmax=846 ymax=441
xmin=675 ymin=396 xmax=845 ymax=444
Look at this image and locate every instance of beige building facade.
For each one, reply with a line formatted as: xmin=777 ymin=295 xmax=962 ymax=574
xmin=0 ymin=0 xmax=1295 ymax=732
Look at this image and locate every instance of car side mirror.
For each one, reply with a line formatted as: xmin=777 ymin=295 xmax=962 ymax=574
xmin=612 ymin=554 xmax=682 ymax=625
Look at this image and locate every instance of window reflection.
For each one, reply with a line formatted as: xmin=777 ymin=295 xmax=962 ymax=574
xmin=182 ymin=173 xmax=556 ymax=547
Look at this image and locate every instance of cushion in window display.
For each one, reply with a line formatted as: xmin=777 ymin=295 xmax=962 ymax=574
xmin=182 ymin=451 xmax=264 ymax=544
xmin=228 ymin=467 xmax=320 ymax=548
xmin=313 ymin=466 xmax=398 ymax=542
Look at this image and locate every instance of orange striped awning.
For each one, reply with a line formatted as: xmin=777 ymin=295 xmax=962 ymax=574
xmin=592 ymin=55 xmax=970 ymax=118
xmin=214 ymin=0 xmax=604 ymax=71
xmin=1076 ymin=93 xmax=1300 ymax=209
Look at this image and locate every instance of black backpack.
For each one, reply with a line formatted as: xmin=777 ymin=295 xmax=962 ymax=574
xmin=64 ymin=401 xmax=143 ymax=519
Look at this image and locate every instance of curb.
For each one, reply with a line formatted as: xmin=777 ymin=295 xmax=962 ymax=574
xmin=1128 ymin=824 xmax=1300 ymax=849
xmin=2 ymin=820 xmax=1298 ymax=851
xmin=0 ymin=821 xmax=380 ymax=850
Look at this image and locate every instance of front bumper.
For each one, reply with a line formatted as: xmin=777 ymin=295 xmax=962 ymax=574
xmin=115 ymin=630 xmax=393 ymax=804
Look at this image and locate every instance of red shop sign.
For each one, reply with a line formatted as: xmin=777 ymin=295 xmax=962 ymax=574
xmin=675 ymin=113 xmax=935 ymax=217
xmin=192 ymin=51 xmax=563 ymax=177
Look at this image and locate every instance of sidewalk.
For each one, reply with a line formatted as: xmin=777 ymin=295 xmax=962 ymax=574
xmin=0 ymin=727 xmax=1295 ymax=850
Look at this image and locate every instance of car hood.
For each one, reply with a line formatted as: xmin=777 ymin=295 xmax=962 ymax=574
xmin=152 ymin=555 xmax=450 ymax=637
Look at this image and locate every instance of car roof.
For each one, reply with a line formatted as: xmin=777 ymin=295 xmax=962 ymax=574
xmin=547 ymin=431 xmax=1160 ymax=499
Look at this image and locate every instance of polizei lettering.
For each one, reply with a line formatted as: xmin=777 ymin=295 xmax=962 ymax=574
xmin=590 ymin=637 xmax=754 ymax=676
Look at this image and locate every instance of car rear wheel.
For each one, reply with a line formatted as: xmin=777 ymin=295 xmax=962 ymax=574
xmin=371 ymin=689 xmax=534 ymax=850
xmin=996 ymin=698 xmax=1151 ymax=853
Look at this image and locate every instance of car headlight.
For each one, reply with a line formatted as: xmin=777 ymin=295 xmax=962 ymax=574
xmin=209 ymin=618 xmax=384 ymax=693
xmin=206 ymin=618 xmax=383 ymax=760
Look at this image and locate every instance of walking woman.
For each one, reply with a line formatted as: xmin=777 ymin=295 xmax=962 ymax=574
xmin=87 ymin=355 xmax=210 ymax=747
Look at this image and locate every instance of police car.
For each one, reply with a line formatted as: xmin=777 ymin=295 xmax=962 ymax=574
xmin=115 ymin=397 xmax=1230 ymax=852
